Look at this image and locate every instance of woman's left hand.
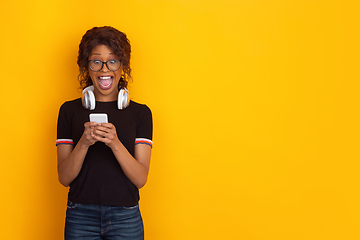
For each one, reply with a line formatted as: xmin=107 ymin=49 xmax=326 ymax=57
xmin=91 ymin=123 xmax=120 ymax=149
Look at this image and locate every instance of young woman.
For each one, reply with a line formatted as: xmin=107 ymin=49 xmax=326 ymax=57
xmin=56 ymin=26 xmax=153 ymax=240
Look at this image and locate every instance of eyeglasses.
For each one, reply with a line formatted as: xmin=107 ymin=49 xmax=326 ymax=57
xmin=88 ymin=59 xmax=121 ymax=72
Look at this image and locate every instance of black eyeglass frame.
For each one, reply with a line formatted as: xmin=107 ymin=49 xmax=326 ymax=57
xmin=88 ymin=60 xmax=121 ymax=72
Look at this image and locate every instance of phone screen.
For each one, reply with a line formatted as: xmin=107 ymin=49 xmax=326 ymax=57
xmin=89 ymin=113 xmax=108 ymax=123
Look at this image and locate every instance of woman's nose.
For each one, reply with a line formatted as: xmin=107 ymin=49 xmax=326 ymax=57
xmin=101 ymin=63 xmax=110 ymax=72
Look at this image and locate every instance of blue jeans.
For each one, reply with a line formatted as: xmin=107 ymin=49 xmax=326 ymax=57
xmin=65 ymin=201 xmax=144 ymax=240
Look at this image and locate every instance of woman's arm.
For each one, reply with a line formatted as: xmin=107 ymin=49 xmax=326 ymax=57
xmin=92 ymin=123 xmax=152 ymax=189
xmin=57 ymin=122 xmax=97 ymax=187
xmin=112 ymin=143 xmax=151 ymax=189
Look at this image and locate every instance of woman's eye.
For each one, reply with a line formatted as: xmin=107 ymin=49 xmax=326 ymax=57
xmin=109 ymin=60 xmax=117 ymax=65
xmin=93 ymin=60 xmax=101 ymax=65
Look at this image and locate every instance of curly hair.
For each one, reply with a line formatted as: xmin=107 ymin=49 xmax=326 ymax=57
xmin=77 ymin=26 xmax=132 ymax=90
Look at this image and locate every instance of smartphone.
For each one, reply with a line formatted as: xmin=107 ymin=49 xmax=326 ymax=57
xmin=89 ymin=113 xmax=108 ymax=124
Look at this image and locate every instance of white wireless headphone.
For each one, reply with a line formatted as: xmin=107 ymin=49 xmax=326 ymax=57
xmin=81 ymin=85 xmax=130 ymax=110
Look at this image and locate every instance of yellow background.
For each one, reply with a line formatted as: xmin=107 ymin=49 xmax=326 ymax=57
xmin=0 ymin=0 xmax=359 ymax=239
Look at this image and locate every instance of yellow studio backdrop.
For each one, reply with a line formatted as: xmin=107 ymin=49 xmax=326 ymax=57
xmin=0 ymin=0 xmax=359 ymax=239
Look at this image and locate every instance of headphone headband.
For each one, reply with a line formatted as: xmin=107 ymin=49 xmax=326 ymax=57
xmin=82 ymin=85 xmax=94 ymax=94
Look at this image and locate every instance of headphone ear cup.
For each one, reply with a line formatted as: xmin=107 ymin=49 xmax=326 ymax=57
xmin=82 ymin=86 xmax=96 ymax=110
xmin=87 ymin=91 xmax=96 ymax=110
xmin=118 ymin=88 xmax=130 ymax=110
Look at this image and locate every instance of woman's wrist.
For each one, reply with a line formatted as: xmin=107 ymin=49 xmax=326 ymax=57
xmin=109 ymin=138 xmax=123 ymax=152
xmin=79 ymin=135 xmax=93 ymax=149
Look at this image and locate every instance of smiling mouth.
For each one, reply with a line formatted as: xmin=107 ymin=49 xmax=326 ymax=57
xmin=98 ymin=76 xmax=113 ymax=89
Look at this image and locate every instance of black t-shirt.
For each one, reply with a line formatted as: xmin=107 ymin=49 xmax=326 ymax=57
xmin=56 ymin=98 xmax=153 ymax=207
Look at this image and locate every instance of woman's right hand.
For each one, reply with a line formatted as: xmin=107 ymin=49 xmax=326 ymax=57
xmin=80 ymin=122 xmax=98 ymax=146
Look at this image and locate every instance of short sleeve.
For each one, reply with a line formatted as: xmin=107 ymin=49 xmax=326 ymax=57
xmin=135 ymin=105 xmax=153 ymax=148
xmin=56 ymin=102 xmax=74 ymax=146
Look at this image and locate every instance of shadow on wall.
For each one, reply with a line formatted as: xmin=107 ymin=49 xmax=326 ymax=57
xmin=41 ymin=102 xmax=69 ymax=239
xmin=39 ymin=38 xmax=81 ymax=239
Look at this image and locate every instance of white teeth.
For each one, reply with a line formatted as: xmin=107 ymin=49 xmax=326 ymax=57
xmin=99 ymin=76 xmax=111 ymax=79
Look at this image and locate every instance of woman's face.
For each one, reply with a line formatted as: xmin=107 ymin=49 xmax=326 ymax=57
xmin=88 ymin=44 xmax=122 ymax=101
